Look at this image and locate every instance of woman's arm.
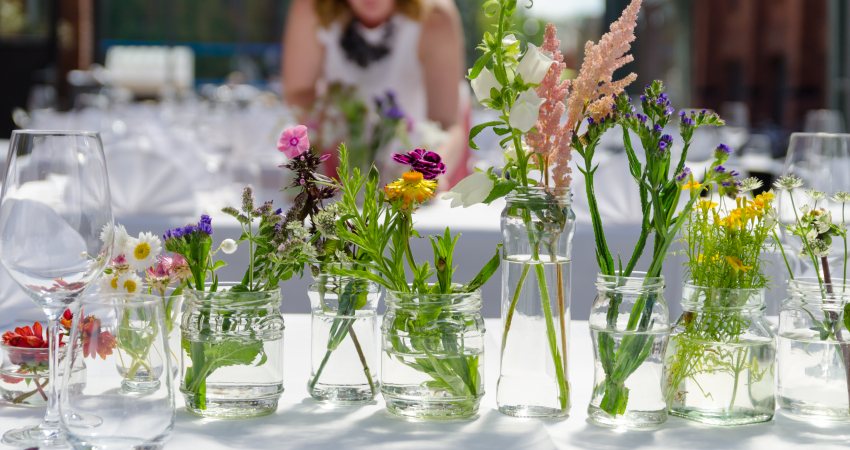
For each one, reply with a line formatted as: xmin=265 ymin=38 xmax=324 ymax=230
xmin=281 ymin=0 xmax=324 ymax=109
xmin=418 ymin=0 xmax=463 ymax=129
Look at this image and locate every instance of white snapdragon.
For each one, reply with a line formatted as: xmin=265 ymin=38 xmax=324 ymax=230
xmin=470 ymin=67 xmax=501 ymax=104
xmin=442 ymin=171 xmax=494 ymax=208
xmin=516 ymin=44 xmax=554 ymax=84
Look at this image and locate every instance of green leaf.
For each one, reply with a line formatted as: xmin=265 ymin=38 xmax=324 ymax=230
xmin=462 ymin=244 xmax=501 ymax=292
xmin=203 ymin=338 xmax=265 ymax=374
xmin=844 ymin=303 xmax=850 ymax=334
xmin=212 ymin=260 xmax=227 ymax=271
xmin=468 ymin=52 xmax=491 ymax=80
xmin=468 ymin=120 xmax=502 ymax=150
xmin=483 ymin=179 xmax=518 ymax=204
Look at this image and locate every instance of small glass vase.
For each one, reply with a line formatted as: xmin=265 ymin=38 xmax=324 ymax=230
xmin=497 ymin=187 xmax=574 ymax=419
xmin=588 ymin=274 xmax=669 ymax=429
xmin=382 ymin=288 xmax=485 ymax=420
xmin=0 ymin=343 xmax=85 ymax=407
xmin=307 ymin=272 xmax=380 ymax=404
xmin=115 ymin=292 xmax=183 ymax=393
xmin=666 ymin=285 xmax=775 ymax=426
xmin=778 ymin=278 xmax=850 ymax=422
xmin=180 ymin=283 xmax=284 ymax=418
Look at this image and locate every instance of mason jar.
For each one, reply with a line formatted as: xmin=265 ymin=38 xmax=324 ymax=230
xmin=181 ymin=282 xmax=284 ymax=418
xmin=0 ymin=342 xmax=86 ymax=407
xmin=382 ymin=288 xmax=485 ymax=420
xmin=778 ymin=278 xmax=850 ymax=422
xmin=588 ymin=273 xmax=669 ymax=429
xmin=307 ymin=272 xmax=380 ymax=404
xmin=497 ymin=187 xmax=574 ymax=419
xmin=666 ymin=284 xmax=775 ymax=426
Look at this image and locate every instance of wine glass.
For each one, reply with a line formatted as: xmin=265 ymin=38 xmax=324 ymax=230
xmin=0 ymin=130 xmax=113 ymax=448
xmin=778 ymin=132 xmax=850 ymax=278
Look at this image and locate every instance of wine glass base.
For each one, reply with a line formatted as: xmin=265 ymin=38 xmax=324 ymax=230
xmin=2 ymin=423 xmax=68 ymax=449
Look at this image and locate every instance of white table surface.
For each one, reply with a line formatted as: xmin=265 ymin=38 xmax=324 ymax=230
xmin=0 ymin=316 xmax=846 ymax=450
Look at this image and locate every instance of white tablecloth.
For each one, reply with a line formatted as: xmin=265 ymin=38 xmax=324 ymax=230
xmin=0 ymin=317 xmax=845 ymax=450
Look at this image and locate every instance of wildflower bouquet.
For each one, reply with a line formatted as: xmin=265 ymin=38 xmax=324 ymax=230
xmin=330 ymin=143 xmax=499 ymax=416
xmin=1 ymin=312 xmax=114 ymax=405
xmin=665 ymin=183 xmax=777 ymax=410
xmin=773 ymin=175 xmax=850 ymax=410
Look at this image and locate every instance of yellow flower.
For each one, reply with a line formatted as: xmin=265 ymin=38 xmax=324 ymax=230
xmin=384 ymin=171 xmax=438 ymax=209
xmin=698 ymin=200 xmax=718 ymax=212
xmin=725 ymin=256 xmax=751 ymax=273
xmin=752 ymin=191 xmax=774 ymax=212
xmin=681 ymin=179 xmax=702 ymax=191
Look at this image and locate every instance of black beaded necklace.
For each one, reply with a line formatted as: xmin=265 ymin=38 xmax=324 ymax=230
xmin=340 ymin=17 xmax=396 ymax=68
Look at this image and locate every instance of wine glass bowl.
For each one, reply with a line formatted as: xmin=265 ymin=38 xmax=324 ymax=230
xmin=0 ymin=130 xmax=113 ymax=448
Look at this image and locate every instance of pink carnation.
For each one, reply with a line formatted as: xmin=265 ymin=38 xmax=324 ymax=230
xmin=277 ymin=125 xmax=311 ymax=158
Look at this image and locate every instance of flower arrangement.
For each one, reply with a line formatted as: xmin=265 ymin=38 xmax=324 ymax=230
xmin=328 ymin=141 xmax=499 ymax=415
xmin=1 ymin=310 xmax=113 ymax=405
xmin=772 ymin=175 xmax=850 ymax=408
xmin=665 ymin=181 xmax=777 ymax=409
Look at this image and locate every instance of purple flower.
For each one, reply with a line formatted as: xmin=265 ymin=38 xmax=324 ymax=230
xmin=274 ymin=208 xmax=283 ymax=216
xmin=588 ymin=117 xmax=595 ymax=125
xmin=653 ymin=124 xmax=663 ymax=133
xmin=658 ymin=134 xmax=673 ymax=153
xmin=637 ymin=114 xmax=648 ymax=124
xmin=197 ymin=215 xmax=213 ymax=236
xmin=716 ymin=144 xmax=732 ymax=155
xmin=714 ymin=166 xmax=726 ymax=173
xmin=730 ymin=170 xmax=740 ymax=177
xmin=676 ymin=167 xmax=692 ymax=182
xmin=392 ymin=148 xmax=446 ymax=180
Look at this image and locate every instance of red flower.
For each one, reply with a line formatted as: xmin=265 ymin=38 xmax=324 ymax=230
xmin=60 ymin=309 xmax=73 ymax=331
xmin=2 ymin=322 xmax=49 ymax=365
xmin=81 ymin=316 xmax=116 ymax=360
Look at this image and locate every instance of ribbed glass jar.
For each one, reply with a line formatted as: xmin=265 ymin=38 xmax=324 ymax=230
xmin=588 ymin=273 xmax=669 ymax=429
xmin=181 ymin=283 xmax=284 ymax=418
xmin=497 ymin=187 xmax=574 ymax=419
xmin=666 ymin=285 xmax=775 ymax=426
xmin=381 ymin=288 xmax=485 ymax=420
xmin=778 ymin=278 xmax=850 ymax=422
xmin=307 ymin=272 xmax=381 ymax=404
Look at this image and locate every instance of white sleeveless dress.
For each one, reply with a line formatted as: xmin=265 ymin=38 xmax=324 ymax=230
xmin=316 ymin=14 xmax=428 ymax=125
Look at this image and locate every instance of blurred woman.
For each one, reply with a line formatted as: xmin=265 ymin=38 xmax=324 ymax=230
xmin=282 ymin=0 xmax=468 ymax=181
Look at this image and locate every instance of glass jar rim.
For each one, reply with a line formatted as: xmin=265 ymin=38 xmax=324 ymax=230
xmin=505 ymin=186 xmax=571 ymax=202
xmin=596 ymin=272 xmax=665 ymax=289
xmin=0 ymin=342 xmax=49 ymax=352
xmin=81 ymin=292 xmax=167 ymax=307
xmin=184 ymin=282 xmax=282 ymax=306
xmin=386 ymin=287 xmax=481 ymax=308
xmin=309 ymin=274 xmax=381 ymax=293
xmin=787 ymin=277 xmax=850 ymax=304
xmin=12 ymin=129 xmax=100 ymax=138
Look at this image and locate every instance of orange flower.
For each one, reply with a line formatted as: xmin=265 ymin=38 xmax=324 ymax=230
xmin=384 ymin=171 xmax=438 ymax=210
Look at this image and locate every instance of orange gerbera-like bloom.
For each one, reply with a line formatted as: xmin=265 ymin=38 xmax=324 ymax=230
xmin=384 ymin=171 xmax=438 ymax=210
xmin=81 ymin=316 xmax=116 ymax=360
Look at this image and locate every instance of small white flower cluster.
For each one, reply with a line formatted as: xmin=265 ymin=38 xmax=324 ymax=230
xmin=99 ymin=224 xmax=162 ymax=294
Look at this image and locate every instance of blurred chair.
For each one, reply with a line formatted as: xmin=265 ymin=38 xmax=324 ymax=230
xmin=803 ymin=109 xmax=846 ymax=133
xmin=104 ymin=46 xmax=195 ymax=98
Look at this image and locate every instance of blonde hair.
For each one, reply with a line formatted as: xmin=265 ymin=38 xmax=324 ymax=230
xmin=315 ymin=0 xmax=424 ymax=27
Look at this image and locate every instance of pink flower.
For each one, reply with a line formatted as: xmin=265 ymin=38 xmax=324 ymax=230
xmin=277 ymin=125 xmax=311 ymax=158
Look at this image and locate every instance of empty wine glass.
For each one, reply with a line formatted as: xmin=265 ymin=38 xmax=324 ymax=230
xmin=60 ymin=293 xmax=175 ymax=449
xmin=0 ymin=130 xmax=113 ymax=448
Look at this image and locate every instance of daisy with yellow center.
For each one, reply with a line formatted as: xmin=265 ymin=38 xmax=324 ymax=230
xmin=118 ymin=273 xmax=142 ymax=294
xmin=384 ymin=171 xmax=438 ymax=209
xmin=125 ymin=232 xmax=162 ymax=271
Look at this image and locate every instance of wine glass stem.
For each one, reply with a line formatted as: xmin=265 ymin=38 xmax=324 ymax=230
xmin=43 ymin=312 xmax=63 ymax=429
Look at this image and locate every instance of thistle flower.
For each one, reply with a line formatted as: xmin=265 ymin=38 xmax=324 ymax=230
xmin=774 ymin=175 xmax=803 ymax=191
xmin=833 ymin=192 xmax=850 ymax=203
xmin=739 ymin=177 xmax=763 ymax=192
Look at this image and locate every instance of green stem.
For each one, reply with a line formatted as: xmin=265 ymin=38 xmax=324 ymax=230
xmin=500 ymin=264 xmax=530 ymax=356
xmin=534 ymin=262 xmax=569 ymax=409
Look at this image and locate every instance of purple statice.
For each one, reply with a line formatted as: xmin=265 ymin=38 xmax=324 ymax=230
xmin=716 ymin=144 xmax=732 ymax=155
xmin=676 ymin=167 xmax=692 ymax=182
xmin=588 ymin=117 xmax=595 ymax=125
xmin=653 ymin=124 xmax=663 ymax=133
xmin=729 ymin=170 xmax=740 ymax=177
xmin=636 ymin=114 xmax=648 ymax=124
xmin=714 ymin=166 xmax=726 ymax=174
xmin=163 ymin=226 xmax=185 ymax=241
xmin=376 ymin=91 xmax=405 ymax=121
xmin=658 ymin=134 xmax=673 ymax=153
xmin=197 ymin=215 xmax=213 ymax=236
xmin=392 ymin=148 xmax=446 ymax=180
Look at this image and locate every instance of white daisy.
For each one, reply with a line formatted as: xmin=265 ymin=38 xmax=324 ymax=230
xmin=116 ymin=272 xmax=143 ymax=294
xmin=100 ymin=274 xmax=121 ymax=293
xmin=100 ymin=223 xmax=130 ymax=251
xmin=125 ymin=232 xmax=162 ymax=271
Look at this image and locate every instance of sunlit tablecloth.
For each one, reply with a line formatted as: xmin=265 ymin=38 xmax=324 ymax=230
xmin=0 ymin=316 xmax=845 ymax=450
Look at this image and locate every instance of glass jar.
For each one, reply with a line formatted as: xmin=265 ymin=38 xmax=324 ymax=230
xmin=308 ymin=272 xmax=381 ymax=404
xmin=180 ymin=283 xmax=284 ymax=418
xmin=0 ymin=343 xmax=85 ymax=407
xmin=778 ymin=278 xmax=850 ymax=422
xmin=382 ymin=288 xmax=485 ymax=420
xmin=666 ymin=285 xmax=775 ymax=425
xmin=497 ymin=187 xmax=574 ymax=419
xmin=588 ymin=274 xmax=669 ymax=429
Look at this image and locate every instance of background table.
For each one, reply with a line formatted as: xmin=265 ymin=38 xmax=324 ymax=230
xmin=0 ymin=316 xmax=846 ymax=449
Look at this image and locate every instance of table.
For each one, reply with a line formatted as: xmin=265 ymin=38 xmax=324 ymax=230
xmin=0 ymin=317 xmax=846 ymax=450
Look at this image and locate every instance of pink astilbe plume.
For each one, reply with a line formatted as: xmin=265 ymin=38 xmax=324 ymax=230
xmin=552 ymin=0 xmax=642 ymax=187
xmin=526 ymin=24 xmax=572 ymax=187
